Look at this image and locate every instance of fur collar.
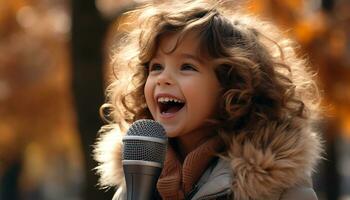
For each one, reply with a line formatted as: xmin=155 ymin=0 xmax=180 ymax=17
xmin=93 ymin=118 xmax=322 ymax=199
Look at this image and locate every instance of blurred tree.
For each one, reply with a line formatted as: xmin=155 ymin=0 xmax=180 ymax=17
xmin=71 ymin=0 xmax=113 ymax=199
xmin=1 ymin=0 xmax=84 ymax=199
xmin=246 ymin=0 xmax=350 ymax=199
xmin=0 ymin=159 xmax=22 ymax=200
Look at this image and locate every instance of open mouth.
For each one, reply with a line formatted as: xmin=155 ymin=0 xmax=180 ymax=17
xmin=157 ymin=97 xmax=185 ymax=114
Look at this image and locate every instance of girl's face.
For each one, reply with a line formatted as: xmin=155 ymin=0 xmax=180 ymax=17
xmin=144 ymin=31 xmax=221 ymax=140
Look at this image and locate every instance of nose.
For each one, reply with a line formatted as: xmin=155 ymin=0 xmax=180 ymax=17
xmin=157 ymin=68 xmax=173 ymax=86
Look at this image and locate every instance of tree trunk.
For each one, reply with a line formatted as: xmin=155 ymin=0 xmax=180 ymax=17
xmin=71 ymin=1 xmax=113 ymax=199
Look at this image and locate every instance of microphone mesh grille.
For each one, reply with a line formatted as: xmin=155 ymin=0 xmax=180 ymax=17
xmin=123 ymin=140 xmax=166 ymax=163
xmin=126 ymin=119 xmax=167 ymax=139
xmin=122 ymin=120 xmax=167 ymax=164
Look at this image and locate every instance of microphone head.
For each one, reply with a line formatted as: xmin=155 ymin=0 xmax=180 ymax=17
xmin=126 ymin=119 xmax=167 ymax=139
xmin=122 ymin=119 xmax=167 ymax=167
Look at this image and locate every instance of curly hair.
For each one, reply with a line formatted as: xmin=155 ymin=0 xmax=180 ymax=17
xmin=100 ymin=0 xmax=321 ymax=137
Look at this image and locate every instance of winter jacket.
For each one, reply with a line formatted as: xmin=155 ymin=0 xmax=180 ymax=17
xmin=94 ymin=118 xmax=322 ymax=200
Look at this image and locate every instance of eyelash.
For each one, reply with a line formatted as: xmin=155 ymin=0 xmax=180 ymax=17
xmin=148 ymin=63 xmax=198 ymax=72
xmin=181 ymin=63 xmax=198 ymax=71
xmin=149 ymin=63 xmax=163 ymax=72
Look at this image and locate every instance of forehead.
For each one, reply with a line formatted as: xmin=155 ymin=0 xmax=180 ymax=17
xmin=157 ymin=30 xmax=203 ymax=56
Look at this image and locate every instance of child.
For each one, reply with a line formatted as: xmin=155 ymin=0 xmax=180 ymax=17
xmin=94 ymin=0 xmax=323 ymax=199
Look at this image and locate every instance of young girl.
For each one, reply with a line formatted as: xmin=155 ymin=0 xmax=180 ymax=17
xmin=94 ymin=0 xmax=323 ymax=199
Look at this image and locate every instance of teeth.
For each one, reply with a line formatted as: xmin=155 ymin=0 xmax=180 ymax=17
xmin=157 ymin=97 xmax=184 ymax=103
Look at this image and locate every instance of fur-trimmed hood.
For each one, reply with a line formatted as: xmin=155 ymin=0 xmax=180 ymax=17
xmin=93 ymin=118 xmax=322 ymax=199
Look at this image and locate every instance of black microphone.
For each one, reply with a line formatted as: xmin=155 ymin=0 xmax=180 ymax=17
xmin=122 ymin=119 xmax=167 ymax=200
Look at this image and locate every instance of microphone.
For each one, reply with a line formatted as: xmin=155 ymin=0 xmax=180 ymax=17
xmin=122 ymin=119 xmax=167 ymax=200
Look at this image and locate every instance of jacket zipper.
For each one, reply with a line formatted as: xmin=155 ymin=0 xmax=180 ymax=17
xmin=185 ymin=184 xmax=200 ymax=200
xmin=196 ymin=188 xmax=232 ymax=200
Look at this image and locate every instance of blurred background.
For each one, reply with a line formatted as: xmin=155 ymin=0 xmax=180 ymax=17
xmin=0 ymin=0 xmax=349 ymax=199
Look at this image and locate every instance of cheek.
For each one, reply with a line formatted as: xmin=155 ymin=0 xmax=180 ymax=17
xmin=184 ymin=77 xmax=220 ymax=113
xmin=144 ymin=80 xmax=153 ymax=108
xmin=190 ymin=90 xmax=216 ymax=110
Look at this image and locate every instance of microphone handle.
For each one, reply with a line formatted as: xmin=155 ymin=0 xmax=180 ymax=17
xmin=123 ymin=165 xmax=162 ymax=200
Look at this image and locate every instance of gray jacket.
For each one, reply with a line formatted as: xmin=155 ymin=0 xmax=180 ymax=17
xmin=94 ymin=118 xmax=322 ymax=200
xmin=111 ymin=158 xmax=318 ymax=200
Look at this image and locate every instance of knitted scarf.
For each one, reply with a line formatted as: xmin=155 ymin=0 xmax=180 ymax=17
xmin=156 ymin=136 xmax=223 ymax=200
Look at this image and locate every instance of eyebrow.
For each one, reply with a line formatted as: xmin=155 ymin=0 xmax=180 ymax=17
xmin=152 ymin=52 xmax=206 ymax=65
xmin=180 ymin=53 xmax=205 ymax=64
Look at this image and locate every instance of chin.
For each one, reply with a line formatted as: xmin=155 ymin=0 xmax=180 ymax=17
xmin=163 ymin=128 xmax=181 ymax=138
xmin=164 ymin=131 xmax=177 ymax=138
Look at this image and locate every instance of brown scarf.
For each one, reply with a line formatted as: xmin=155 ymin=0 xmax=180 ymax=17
xmin=156 ymin=137 xmax=223 ymax=200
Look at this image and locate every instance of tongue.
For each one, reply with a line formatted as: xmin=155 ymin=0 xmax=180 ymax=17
xmin=164 ymin=104 xmax=183 ymax=114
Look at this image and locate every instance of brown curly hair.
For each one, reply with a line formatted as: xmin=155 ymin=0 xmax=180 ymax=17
xmin=100 ymin=0 xmax=320 ymax=137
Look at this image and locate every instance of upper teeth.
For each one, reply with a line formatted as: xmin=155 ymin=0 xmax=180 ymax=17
xmin=158 ymin=97 xmax=184 ymax=103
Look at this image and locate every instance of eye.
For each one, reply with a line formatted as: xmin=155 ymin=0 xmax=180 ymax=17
xmin=149 ymin=63 xmax=163 ymax=72
xmin=181 ymin=63 xmax=198 ymax=71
